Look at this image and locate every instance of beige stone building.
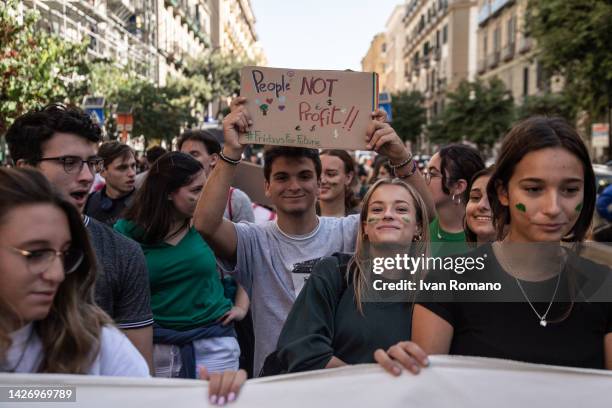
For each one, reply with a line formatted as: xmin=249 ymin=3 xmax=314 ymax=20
xmin=361 ymin=33 xmax=388 ymax=92
xmin=383 ymin=5 xmax=407 ymax=93
xmin=211 ymin=0 xmax=266 ymax=65
xmin=476 ymin=0 xmax=560 ymax=103
xmin=22 ymin=0 xmax=265 ymax=86
xmin=403 ymin=0 xmax=478 ymax=120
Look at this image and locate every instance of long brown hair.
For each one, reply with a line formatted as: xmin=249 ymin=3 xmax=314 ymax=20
xmin=487 ymin=117 xmax=594 ymax=323
xmin=488 ymin=116 xmax=595 ymax=243
xmin=0 ymin=168 xmax=110 ymax=373
xmin=123 ymin=152 xmax=203 ymax=244
xmin=320 ymin=149 xmax=360 ymax=212
xmin=349 ymin=179 xmax=430 ymax=313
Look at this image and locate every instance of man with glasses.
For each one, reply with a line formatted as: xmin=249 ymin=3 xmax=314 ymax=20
xmin=6 ymin=104 xmax=154 ymax=373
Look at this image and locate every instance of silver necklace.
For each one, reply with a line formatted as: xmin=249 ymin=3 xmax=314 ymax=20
xmin=495 ymin=242 xmax=562 ymax=327
xmin=515 ymin=273 xmax=561 ymax=327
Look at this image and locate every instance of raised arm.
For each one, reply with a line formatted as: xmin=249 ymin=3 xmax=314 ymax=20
xmin=193 ymin=97 xmax=251 ymax=262
xmin=366 ymin=110 xmax=436 ymax=221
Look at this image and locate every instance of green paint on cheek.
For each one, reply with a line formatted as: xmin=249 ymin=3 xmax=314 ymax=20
xmin=367 ymin=217 xmax=380 ymax=224
xmin=401 ymin=216 xmax=411 ymax=224
xmin=575 ymin=202 xmax=583 ymax=212
xmin=515 ymin=203 xmax=526 ymax=213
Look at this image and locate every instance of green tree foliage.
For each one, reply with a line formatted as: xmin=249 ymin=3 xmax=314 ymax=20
xmin=0 ymin=0 xmax=89 ymax=134
xmin=515 ymin=92 xmax=577 ymax=122
xmin=427 ymin=78 xmax=514 ymax=148
xmin=389 ymin=91 xmax=426 ymax=143
xmin=89 ymin=61 xmax=196 ymax=145
xmin=526 ymin=0 xmax=612 ymax=120
xmin=180 ymin=49 xmax=249 ymax=118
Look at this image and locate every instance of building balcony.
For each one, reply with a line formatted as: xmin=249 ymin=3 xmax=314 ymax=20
xmin=434 ymin=47 xmax=441 ymax=62
xmin=487 ymin=51 xmax=500 ymax=69
xmin=165 ymin=0 xmax=210 ymax=47
xmin=502 ymin=42 xmax=515 ymax=61
xmin=477 ymin=58 xmax=487 ymax=74
xmin=519 ymin=36 xmax=533 ymax=54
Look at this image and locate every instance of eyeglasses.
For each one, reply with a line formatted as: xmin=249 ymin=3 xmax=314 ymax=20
xmin=38 ymin=156 xmax=104 ymax=174
xmin=3 ymin=246 xmax=84 ymax=276
xmin=423 ymin=169 xmax=442 ymax=185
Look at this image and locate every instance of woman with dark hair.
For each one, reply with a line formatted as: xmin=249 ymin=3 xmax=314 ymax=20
xmin=424 ymin=144 xmax=485 ymax=256
xmin=0 ymin=167 xmax=147 ymax=375
xmin=271 ymin=178 xmax=430 ymax=373
xmin=318 ymin=150 xmax=360 ymax=217
xmin=114 ymin=152 xmax=242 ymax=379
xmin=376 ymin=116 xmax=612 ymax=373
xmin=368 ymin=154 xmax=394 ymax=185
xmin=464 ymin=166 xmax=496 ymax=245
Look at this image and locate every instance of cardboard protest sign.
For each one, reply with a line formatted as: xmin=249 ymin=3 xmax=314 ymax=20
xmin=231 ymin=161 xmax=272 ymax=206
xmin=240 ymin=66 xmax=379 ymax=149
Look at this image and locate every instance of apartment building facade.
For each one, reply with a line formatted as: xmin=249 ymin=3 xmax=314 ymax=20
xmin=22 ymin=0 xmax=265 ymax=85
xmin=476 ymin=0 xmax=560 ymax=103
xmin=383 ymin=4 xmax=407 ymax=94
xmin=361 ymin=33 xmax=388 ymax=92
xmin=403 ymin=0 xmax=477 ymax=120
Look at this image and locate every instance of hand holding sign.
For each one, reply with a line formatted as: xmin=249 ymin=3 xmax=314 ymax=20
xmin=366 ymin=109 xmax=411 ymax=164
xmin=222 ymin=97 xmax=252 ymax=157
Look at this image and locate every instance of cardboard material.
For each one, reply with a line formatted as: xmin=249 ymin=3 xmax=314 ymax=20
xmin=240 ymin=67 xmax=378 ymax=150
xmin=232 ymin=161 xmax=272 ymax=207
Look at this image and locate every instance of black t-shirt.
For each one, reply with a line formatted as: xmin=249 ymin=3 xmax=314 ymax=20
xmin=85 ymin=216 xmax=154 ymax=329
xmin=419 ymin=244 xmax=612 ymax=369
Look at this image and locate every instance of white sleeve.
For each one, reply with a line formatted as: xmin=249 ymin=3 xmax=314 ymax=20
xmin=230 ymin=188 xmax=255 ymax=223
xmin=97 ymin=326 xmax=150 ymax=377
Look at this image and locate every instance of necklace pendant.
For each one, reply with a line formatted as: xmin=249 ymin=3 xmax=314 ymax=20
xmin=540 ymin=319 xmax=547 ymax=327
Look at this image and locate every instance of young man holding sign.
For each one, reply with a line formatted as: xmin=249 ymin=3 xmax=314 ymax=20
xmin=194 ymin=96 xmax=434 ymax=376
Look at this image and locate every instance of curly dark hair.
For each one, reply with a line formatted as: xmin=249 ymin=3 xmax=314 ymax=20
xmin=5 ymin=103 xmax=102 ymax=165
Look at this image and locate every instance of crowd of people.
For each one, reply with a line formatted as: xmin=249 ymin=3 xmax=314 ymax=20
xmin=1 ymin=96 xmax=611 ymax=405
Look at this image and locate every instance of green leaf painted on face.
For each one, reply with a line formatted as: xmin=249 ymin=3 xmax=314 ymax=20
xmin=401 ymin=216 xmax=411 ymax=224
xmin=575 ymin=202 xmax=583 ymax=213
xmin=367 ymin=217 xmax=380 ymax=224
xmin=515 ymin=203 xmax=526 ymax=213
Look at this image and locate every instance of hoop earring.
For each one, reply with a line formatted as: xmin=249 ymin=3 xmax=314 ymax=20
xmin=412 ymin=232 xmax=422 ymax=242
xmin=451 ymin=194 xmax=461 ymax=205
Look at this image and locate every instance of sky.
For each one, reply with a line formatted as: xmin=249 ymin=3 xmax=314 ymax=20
xmin=252 ymin=0 xmax=404 ymax=70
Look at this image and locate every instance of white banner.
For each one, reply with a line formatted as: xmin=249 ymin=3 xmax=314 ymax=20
xmin=1 ymin=355 xmax=610 ymax=407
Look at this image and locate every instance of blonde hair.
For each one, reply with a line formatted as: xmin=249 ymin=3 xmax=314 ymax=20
xmin=0 ymin=168 xmax=111 ymax=373
xmin=348 ymin=178 xmax=430 ymax=313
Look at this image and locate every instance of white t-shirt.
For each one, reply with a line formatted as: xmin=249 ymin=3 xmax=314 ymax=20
xmin=1 ymin=324 xmax=149 ymax=377
xmin=222 ymin=215 xmax=359 ymax=375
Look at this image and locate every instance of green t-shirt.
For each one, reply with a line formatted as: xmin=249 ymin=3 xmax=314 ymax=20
xmin=114 ymin=220 xmax=231 ymax=330
xmin=428 ymin=217 xmax=468 ymax=257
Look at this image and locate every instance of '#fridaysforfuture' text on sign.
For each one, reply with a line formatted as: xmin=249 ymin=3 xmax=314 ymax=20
xmin=239 ymin=66 xmax=379 ymax=149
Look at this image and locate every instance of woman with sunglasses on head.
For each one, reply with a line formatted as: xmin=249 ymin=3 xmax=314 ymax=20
xmin=268 ymin=179 xmax=429 ymax=374
xmin=424 ymin=145 xmax=485 ymax=256
xmin=464 ymin=166 xmax=497 ymax=245
xmin=375 ymin=117 xmax=612 ymax=374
